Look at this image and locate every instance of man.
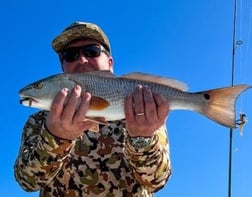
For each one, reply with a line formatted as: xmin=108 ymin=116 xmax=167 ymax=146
xmin=15 ymin=21 xmax=171 ymax=197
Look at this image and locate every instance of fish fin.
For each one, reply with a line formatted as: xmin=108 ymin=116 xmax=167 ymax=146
xmin=89 ymin=96 xmax=110 ymax=110
xmin=85 ymin=117 xmax=107 ymax=124
xmin=199 ymin=85 xmax=251 ymax=128
xmin=87 ymin=123 xmax=100 ymax=132
xmin=84 ymin=117 xmax=108 ymax=132
xmin=120 ymin=72 xmax=188 ymax=91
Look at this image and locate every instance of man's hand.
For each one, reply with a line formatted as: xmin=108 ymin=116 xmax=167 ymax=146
xmin=45 ymin=85 xmax=98 ymax=140
xmin=124 ymin=85 xmax=169 ymax=137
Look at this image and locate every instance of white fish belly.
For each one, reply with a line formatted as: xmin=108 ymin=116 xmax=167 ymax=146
xmin=86 ymin=105 xmax=125 ymax=121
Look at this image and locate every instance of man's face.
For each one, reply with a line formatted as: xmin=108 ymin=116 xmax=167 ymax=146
xmin=61 ymin=39 xmax=113 ymax=73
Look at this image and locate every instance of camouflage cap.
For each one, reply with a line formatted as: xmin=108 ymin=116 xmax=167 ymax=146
xmin=52 ymin=21 xmax=111 ymax=54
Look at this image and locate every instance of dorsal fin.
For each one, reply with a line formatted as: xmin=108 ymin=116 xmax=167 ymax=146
xmin=120 ymin=72 xmax=188 ymax=91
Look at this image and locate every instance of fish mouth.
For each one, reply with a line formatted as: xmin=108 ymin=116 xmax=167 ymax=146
xmin=19 ymin=96 xmax=39 ymax=107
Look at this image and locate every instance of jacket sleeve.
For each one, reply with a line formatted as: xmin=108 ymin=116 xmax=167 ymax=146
xmin=14 ymin=111 xmax=74 ymax=191
xmin=125 ymin=125 xmax=172 ymax=192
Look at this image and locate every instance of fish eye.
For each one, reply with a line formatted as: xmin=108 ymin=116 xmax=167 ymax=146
xmin=33 ymin=82 xmax=43 ymax=89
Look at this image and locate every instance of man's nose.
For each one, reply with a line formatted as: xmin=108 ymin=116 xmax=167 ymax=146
xmin=76 ymin=51 xmax=88 ymax=64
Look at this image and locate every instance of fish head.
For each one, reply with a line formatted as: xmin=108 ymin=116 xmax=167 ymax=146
xmin=19 ymin=74 xmax=77 ymax=110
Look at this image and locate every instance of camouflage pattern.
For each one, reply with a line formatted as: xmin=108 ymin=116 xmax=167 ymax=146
xmin=52 ymin=22 xmax=111 ymax=54
xmin=15 ymin=111 xmax=171 ymax=197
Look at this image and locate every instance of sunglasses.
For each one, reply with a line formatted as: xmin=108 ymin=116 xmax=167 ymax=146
xmin=60 ymin=44 xmax=109 ymax=63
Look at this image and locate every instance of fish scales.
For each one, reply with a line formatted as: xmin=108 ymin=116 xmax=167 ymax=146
xmin=70 ymin=74 xmax=192 ymax=119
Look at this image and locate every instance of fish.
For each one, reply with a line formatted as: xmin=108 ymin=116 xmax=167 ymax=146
xmin=19 ymin=71 xmax=251 ymax=128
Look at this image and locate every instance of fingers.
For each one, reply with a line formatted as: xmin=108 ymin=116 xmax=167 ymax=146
xmin=61 ymin=85 xmax=82 ymax=122
xmin=153 ymin=93 xmax=169 ymax=121
xmin=124 ymin=93 xmax=134 ymax=120
xmin=125 ymin=85 xmax=169 ymax=136
xmin=133 ymin=85 xmax=145 ymax=117
xmin=52 ymin=85 xmax=89 ymax=122
xmin=132 ymin=85 xmax=160 ymax=120
xmin=46 ymin=85 xmax=95 ymax=140
xmin=142 ymin=86 xmax=157 ymax=119
xmin=125 ymin=85 xmax=149 ymax=122
xmin=50 ymin=88 xmax=69 ymax=119
xmin=74 ymin=92 xmax=91 ymax=123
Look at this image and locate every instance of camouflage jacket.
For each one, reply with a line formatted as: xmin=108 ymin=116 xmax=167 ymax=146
xmin=14 ymin=111 xmax=171 ymax=197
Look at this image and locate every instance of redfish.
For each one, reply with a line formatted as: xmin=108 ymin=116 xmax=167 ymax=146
xmin=19 ymin=71 xmax=251 ymax=128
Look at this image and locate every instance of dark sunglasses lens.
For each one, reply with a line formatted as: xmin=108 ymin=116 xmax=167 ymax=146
xmin=61 ymin=45 xmax=102 ymax=62
xmin=61 ymin=48 xmax=79 ymax=62
xmin=82 ymin=45 xmax=101 ymax=57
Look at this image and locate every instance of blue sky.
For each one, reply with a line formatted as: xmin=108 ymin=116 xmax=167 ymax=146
xmin=1 ymin=0 xmax=252 ymax=196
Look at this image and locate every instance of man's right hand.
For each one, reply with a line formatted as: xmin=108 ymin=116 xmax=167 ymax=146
xmin=45 ymin=85 xmax=98 ymax=140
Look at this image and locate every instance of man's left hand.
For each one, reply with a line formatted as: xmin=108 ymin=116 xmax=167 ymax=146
xmin=124 ymin=85 xmax=169 ymax=137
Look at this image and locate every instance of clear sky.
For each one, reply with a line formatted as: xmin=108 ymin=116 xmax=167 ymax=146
xmin=1 ymin=0 xmax=252 ymax=196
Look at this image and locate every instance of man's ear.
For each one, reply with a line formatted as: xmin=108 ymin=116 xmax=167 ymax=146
xmin=108 ymin=57 xmax=114 ymax=73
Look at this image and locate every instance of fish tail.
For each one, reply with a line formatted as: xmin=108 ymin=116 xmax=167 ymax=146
xmin=199 ymin=85 xmax=251 ymax=128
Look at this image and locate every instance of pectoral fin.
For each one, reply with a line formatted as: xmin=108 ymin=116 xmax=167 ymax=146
xmin=84 ymin=117 xmax=108 ymax=132
xmin=88 ymin=124 xmax=100 ymax=132
xmin=89 ymin=96 xmax=110 ymax=110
